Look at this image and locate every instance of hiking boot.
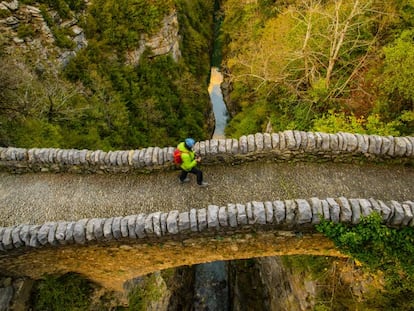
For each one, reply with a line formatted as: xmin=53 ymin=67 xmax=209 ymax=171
xmin=198 ymin=182 xmax=209 ymax=187
xmin=180 ymin=177 xmax=190 ymax=183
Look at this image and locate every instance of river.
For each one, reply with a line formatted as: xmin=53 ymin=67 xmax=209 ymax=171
xmin=208 ymin=67 xmax=228 ymax=139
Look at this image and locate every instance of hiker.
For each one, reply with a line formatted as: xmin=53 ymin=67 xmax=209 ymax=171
xmin=175 ymin=138 xmax=208 ymax=187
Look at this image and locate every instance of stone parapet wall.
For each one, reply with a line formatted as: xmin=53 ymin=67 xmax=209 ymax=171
xmin=1 ymin=197 xmax=413 ymax=253
xmin=0 ymin=131 xmax=413 ymax=174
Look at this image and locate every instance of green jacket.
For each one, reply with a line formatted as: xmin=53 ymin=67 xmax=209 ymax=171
xmin=177 ymin=142 xmax=197 ymax=171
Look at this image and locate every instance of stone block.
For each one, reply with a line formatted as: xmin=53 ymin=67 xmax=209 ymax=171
xmin=160 ymin=212 xmax=168 ymax=235
xmin=378 ymin=200 xmax=392 ymax=222
xmin=369 ymin=198 xmax=382 ymax=216
xmin=253 ymin=201 xmax=266 ymax=225
xmin=279 ymin=132 xmax=286 ymax=150
xmin=218 ymin=206 xmax=228 ymax=227
xmin=55 ymin=222 xmax=68 ymax=244
xmin=264 ymin=201 xmax=273 ymax=224
xmin=65 ymin=222 xmax=76 ymax=243
xmin=306 ymin=132 xmax=316 ymax=151
xmin=199 ymin=141 xmax=206 ymax=156
xmin=349 ymin=199 xmax=361 ymax=224
xmin=310 ymin=198 xmax=322 ymax=225
xmin=124 ymin=215 xmax=137 ymax=239
xmin=210 ymin=139 xmax=218 ymax=154
xmin=29 ymin=225 xmax=41 ymax=247
xmin=197 ymin=208 xmax=207 ymax=231
xmin=207 ymin=205 xmax=219 ymax=229
xmin=285 ymin=200 xmax=296 ymax=225
xmin=138 ymin=148 xmax=146 ymax=167
xmin=321 ymin=199 xmax=330 ymax=221
xmin=236 ymin=203 xmax=247 ymax=225
xmin=368 ymin=135 xmax=382 ymax=155
xmin=144 ymin=147 xmax=154 ymax=166
xmin=131 ymin=150 xmax=141 ymax=167
xmin=86 ymin=219 xmax=97 ymax=241
xmin=225 ymin=139 xmax=233 ymax=153
xmin=389 ymin=201 xmax=404 ymax=227
xmin=1 ymin=227 xmax=15 ymax=250
xmin=12 ymin=225 xmax=23 ymax=248
xmin=231 ymin=139 xmax=239 ymax=154
xmin=246 ymin=202 xmax=254 ymax=224
xmin=189 ymin=209 xmax=198 ymax=232
xmin=120 ymin=217 xmax=129 ymax=238
xmin=38 ymin=222 xmax=55 ymax=245
xmin=337 ymin=197 xmax=352 ymax=223
xmin=152 ymin=147 xmax=161 ymax=165
xmin=326 ymin=198 xmax=340 ymax=223
xmin=144 ymin=213 xmax=154 ymax=236
xmin=299 ymin=131 xmax=308 ymax=149
xmin=358 ymin=199 xmax=373 ymax=217
xmin=2 ymin=227 xmax=14 ymax=250
xmin=394 ymin=137 xmax=407 ymax=156
xmin=218 ymin=139 xmax=226 ymax=153
xmin=285 ymin=130 xmax=296 ymax=149
xmin=247 ymin=134 xmax=255 ymax=152
xmin=263 ymin=133 xmax=272 ymax=150
xmin=406 ymin=137 xmax=414 ymax=157
xmin=112 ymin=217 xmax=122 ymax=240
xmin=314 ymin=132 xmax=323 ymax=149
xmin=381 ymin=136 xmax=393 ymax=155
xmin=19 ymin=225 xmax=31 ymax=246
xmin=355 ymin=134 xmax=367 ymax=153
xmin=273 ymin=200 xmax=286 ymax=224
xmin=329 ymin=134 xmax=339 ymax=151
xmin=135 ymin=214 xmax=146 ymax=238
xmin=227 ymin=204 xmax=237 ymax=227
xmin=296 ymin=199 xmax=312 ymax=224
xmin=73 ymin=219 xmax=88 ymax=244
xmin=178 ymin=212 xmax=190 ymax=233
xmin=271 ymin=133 xmax=280 ymax=150
xmin=103 ymin=218 xmax=114 ymax=239
xmin=401 ymin=202 xmax=414 ymax=226
xmin=405 ymin=201 xmax=414 ymax=227
xmin=166 ymin=211 xmax=179 ymax=235
xmin=239 ymin=136 xmax=248 ymax=154
xmin=47 ymin=222 xmax=58 ymax=246
xmin=0 ymin=228 xmax=4 ymax=251
xmin=152 ymin=212 xmax=162 ymax=237
xmin=344 ymin=133 xmax=358 ymax=152
xmin=255 ymin=133 xmax=264 ymax=151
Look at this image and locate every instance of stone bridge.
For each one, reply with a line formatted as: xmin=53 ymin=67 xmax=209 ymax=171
xmin=0 ymin=130 xmax=413 ymax=291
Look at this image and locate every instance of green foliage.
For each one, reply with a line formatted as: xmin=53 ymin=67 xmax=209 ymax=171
xmin=17 ymin=24 xmax=35 ymax=39
xmin=281 ymin=255 xmax=333 ymax=280
xmin=379 ymin=29 xmax=414 ymax=111
xmin=2 ymin=0 xmax=214 ymax=150
xmin=0 ymin=9 xmax=11 ymax=18
xmin=317 ymin=214 xmax=414 ymax=309
xmin=221 ymin=0 xmax=414 ymax=136
xmin=127 ymin=274 xmax=163 ymax=310
xmin=175 ymin=0 xmax=214 ymax=79
xmin=40 ymin=7 xmax=75 ymax=49
xmin=30 ymin=273 xmax=94 ymax=311
xmin=312 ymin=110 xmax=401 ymax=136
xmin=85 ymin=0 xmax=173 ymax=50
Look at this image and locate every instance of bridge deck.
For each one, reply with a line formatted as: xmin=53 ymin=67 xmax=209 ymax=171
xmin=1 ymin=161 xmax=413 ymax=227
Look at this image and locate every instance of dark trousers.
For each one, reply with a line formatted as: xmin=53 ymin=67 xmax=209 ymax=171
xmin=180 ymin=167 xmax=203 ymax=185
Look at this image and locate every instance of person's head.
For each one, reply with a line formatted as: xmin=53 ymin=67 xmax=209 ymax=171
xmin=185 ymin=138 xmax=195 ymax=150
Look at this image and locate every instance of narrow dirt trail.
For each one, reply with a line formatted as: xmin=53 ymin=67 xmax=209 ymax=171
xmin=1 ymin=161 xmax=413 ymax=227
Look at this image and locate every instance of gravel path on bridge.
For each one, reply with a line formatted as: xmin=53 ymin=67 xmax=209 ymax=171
xmin=1 ymin=161 xmax=413 ymax=227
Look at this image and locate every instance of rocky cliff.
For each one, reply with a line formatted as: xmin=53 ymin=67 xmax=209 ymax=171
xmin=0 ymin=0 xmax=181 ymax=67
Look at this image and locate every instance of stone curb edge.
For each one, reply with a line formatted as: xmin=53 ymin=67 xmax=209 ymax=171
xmin=0 ymin=197 xmax=413 ymax=252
